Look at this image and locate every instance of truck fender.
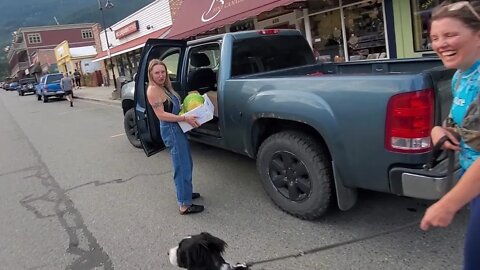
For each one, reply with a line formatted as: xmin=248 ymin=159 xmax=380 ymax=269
xmin=249 ymin=91 xmax=357 ymax=211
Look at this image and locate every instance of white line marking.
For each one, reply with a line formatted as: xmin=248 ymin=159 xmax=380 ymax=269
xmin=110 ymin=133 xmax=125 ymax=138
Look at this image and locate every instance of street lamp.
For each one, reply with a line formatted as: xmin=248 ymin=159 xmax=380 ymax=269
xmin=98 ymin=0 xmax=117 ymax=90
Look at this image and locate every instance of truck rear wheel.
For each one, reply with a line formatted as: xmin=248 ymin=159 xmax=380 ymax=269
xmin=257 ymin=131 xmax=332 ymax=220
xmin=124 ymin=108 xmax=142 ymax=148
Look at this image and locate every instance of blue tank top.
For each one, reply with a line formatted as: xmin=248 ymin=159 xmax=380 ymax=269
xmin=450 ymin=60 xmax=480 ymax=169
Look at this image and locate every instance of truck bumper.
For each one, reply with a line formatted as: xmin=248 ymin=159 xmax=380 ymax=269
xmin=44 ymin=91 xmax=65 ymax=97
xmin=389 ymin=156 xmax=461 ymax=200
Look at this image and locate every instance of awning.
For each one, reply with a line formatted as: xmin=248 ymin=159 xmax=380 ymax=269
xmin=168 ymin=0 xmax=305 ymax=39
xmin=93 ymin=26 xmax=171 ymax=62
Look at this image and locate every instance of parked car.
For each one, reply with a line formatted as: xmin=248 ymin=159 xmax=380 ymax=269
xmin=130 ymin=29 xmax=457 ymax=220
xmin=7 ymin=82 xmax=20 ymax=91
xmin=18 ymin=78 xmax=37 ymax=96
xmin=35 ymin=73 xmax=64 ymax=103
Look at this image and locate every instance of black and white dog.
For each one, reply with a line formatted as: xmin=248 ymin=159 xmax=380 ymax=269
xmin=168 ymin=232 xmax=249 ymax=270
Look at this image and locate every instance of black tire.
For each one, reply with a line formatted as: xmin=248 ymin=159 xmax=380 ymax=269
xmin=124 ymin=108 xmax=142 ymax=148
xmin=43 ymin=95 xmax=48 ymax=103
xmin=37 ymin=95 xmax=41 ymax=101
xmin=257 ymin=131 xmax=333 ymax=220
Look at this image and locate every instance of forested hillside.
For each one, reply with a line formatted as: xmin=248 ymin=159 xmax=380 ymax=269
xmin=0 ymin=0 xmax=154 ymax=78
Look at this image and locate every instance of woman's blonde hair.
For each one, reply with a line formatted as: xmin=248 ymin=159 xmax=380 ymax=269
xmin=147 ymin=59 xmax=180 ymax=103
xmin=432 ymin=1 xmax=480 ymax=32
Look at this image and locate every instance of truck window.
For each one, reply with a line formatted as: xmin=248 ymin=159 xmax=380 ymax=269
xmin=46 ymin=74 xmax=63 ymax=84
xmin=162 ymin=52 xmax=180 ymax=81
xmin=231 ymin=35 xmax=315 ymax=77
xmin=186 ymin=43 xmax=220 ymax=93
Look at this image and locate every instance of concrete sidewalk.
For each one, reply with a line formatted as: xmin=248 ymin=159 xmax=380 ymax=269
xmin=73 ymin=86 xmax=121 ymax=106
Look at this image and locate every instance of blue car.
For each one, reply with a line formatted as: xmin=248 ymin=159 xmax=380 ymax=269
xmin=36 ymin=73 xmax=64 ymax=103
xmin=7 ymin=82 xmax=20 ymax=91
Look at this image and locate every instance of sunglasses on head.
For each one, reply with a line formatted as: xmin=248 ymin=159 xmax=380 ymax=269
xmin=443 ymin=1 xmax=480 ymax=21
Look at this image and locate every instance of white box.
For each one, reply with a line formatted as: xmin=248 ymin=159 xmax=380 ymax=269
xmin=178 ymin=94 xmax=214 ymax=133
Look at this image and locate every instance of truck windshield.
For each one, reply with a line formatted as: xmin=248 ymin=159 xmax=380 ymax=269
xmin=231 ymin=35 xmax=315 ymax=77
xmin=46 ymin=74 xmax=63 ymax=84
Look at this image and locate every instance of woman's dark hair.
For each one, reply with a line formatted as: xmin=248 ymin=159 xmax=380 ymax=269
xmin=432 ymin=1 xmax=480 ymax=31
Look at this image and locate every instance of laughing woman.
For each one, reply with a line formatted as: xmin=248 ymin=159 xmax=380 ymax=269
xmin=419 ymin=1 xmax=480 ymax=269
xmin=146 ymin=59 xmax=204 ymax=215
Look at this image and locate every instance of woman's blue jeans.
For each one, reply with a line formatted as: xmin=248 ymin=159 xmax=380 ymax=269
xmin=160 ymin=122 xmax=193 ymax=207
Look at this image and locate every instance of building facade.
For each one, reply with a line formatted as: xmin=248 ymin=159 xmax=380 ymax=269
xmin=167 ymin=0 xmax=446 ymax=61
xmin=93 ymin=0 xmax=172 ymax=86
xmin=6 ymin=23 xmax=99 ymax=80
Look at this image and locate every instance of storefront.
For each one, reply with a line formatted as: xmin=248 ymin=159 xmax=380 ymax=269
xmin=92 ymin=0 xmax=173 ymax=86
xmin=167 ymin=0 xmax=304 ymax=39
xmin=169 ymin=0 xmax=395 ymax=62
xmin=301 ymin=0 xmax=389 ymax=62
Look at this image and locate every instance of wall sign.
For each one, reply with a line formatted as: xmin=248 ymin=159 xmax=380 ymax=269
xmin=115 ymin=21 xmax=139 ymax=39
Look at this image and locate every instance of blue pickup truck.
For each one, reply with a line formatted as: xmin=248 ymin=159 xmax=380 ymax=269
xmin=132 ymin=30 xmax=457 ymax=220
xmin=36 ymin=73 xmax=64 ymax=103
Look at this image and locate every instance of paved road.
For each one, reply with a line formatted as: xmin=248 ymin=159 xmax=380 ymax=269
xmin=0 ymin=90 xmax=467 ymax=269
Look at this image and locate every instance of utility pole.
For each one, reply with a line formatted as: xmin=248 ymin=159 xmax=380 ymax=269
xmin=97 ymin=0 xmax=117 ymax=90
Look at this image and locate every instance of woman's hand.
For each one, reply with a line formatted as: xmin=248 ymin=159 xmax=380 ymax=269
xmin=183 ymin=115 xmax=200 ymax=128
xmin=420 ymin=199 xmax=458 ymax=230
xmin=431 ymin=126 xmax=460 ymax=151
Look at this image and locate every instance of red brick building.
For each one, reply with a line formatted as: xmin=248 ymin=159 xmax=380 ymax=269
xmin=6 ymin=23 xmax=99 ymax=80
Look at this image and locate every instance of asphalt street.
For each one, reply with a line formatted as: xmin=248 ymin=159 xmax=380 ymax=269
xmin=0 ymin=90 xmax=468 ymax=270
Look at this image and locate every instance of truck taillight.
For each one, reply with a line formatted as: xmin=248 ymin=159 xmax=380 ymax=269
xmin=385 ymin=89 xmax=434 ymax=153
xmin=258 ymin=29 xmax=279 ymax=35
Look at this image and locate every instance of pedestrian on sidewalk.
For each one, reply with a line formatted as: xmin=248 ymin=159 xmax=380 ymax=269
xmin=74 ymin=69 xmax=82 ymax=89
xmin=61 ymin=73 xmax=74 ymax=107
xmin=146 ymin=59 xmax=204 ymax=215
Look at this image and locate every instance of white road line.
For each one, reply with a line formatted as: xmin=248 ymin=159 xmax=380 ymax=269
xmin=110 ymin=133 xmax=125 ymax=138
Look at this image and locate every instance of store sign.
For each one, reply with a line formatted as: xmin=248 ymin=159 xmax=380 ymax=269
xmin=115 ymin=21 xmax=139 ymax=39
xmin=201 ymin=0 xmax=245 ymax=22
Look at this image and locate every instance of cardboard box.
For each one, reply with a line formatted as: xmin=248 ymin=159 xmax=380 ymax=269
xmin=178 ymin=94 xmax=214 ymax=133
xmin=206 ymin=91 xmax=218 ymax=117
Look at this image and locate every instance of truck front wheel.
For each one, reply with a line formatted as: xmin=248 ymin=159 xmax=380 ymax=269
xmin=124 ymin=108 xmax=142 ymax=148
xmin=257 ymin=131 xmax=332 ymax=220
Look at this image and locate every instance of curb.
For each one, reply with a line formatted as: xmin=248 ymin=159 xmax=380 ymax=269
xmin=75 ymin=96 xmax=121 ymax=106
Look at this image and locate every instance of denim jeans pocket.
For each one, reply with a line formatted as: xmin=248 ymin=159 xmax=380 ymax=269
xmin=161 ymin=125 xmax=177 ymax=154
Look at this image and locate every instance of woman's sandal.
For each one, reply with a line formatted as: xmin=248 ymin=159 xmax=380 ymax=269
xmin=179 ymin=204 xmax=204 ymax=215
xmin=192 ymin=192 xmax=201 ymax=199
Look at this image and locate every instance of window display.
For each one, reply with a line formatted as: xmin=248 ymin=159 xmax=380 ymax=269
xmin=310 ymin=10 xmax=344 ymax=62
xmin=308 ymin=0 xmax=387 ymax=62
xmin=411 ymin=0 xmax=442 ymax=52
xmin=344 ymin=0 xmax=386 ymax=60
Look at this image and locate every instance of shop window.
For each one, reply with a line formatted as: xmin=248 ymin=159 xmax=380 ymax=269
xmin=308 ymin=0 xmax=340 ymax=13
xmin=28 ymin=33 xmax=41 ymax=44
xmin=411 ymin=0 xmax=442 ymax=52
xmin=310 ymin=9 xmax=344 ymax=62
xmin=230 ymin=19 xmax=255 ymax=32
xmin=344 ymin=0 xmax=387 ymax=61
